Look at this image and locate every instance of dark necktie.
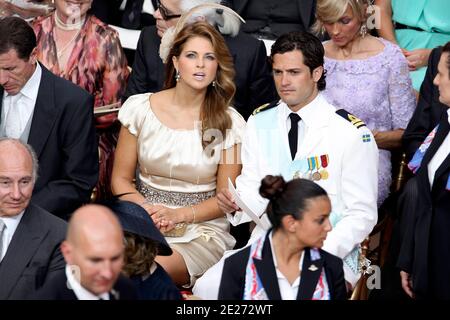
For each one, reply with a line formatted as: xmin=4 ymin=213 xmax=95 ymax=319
xmin=121 ymin=0 xmax=145 ymax=29
xmin=288 ymin=113 xmax=301 ymax=160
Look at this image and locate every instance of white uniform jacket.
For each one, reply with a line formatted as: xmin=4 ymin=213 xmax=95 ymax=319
xmin=227 ymin=94 xmax=379 ymax=285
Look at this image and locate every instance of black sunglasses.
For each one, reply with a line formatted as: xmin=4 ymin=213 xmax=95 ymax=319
xmin=156 ymin=0 xmax=182 ymax=20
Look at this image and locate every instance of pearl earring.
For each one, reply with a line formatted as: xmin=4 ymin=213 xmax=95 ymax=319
xmin=175 ymin=70 xmax=180 ymax=82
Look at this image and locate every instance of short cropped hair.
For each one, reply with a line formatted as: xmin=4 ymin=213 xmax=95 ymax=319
xmin=270 ymin=31 xmax=326 ymax=91
xmin=0 ymin=17 xmax=36 ymax=60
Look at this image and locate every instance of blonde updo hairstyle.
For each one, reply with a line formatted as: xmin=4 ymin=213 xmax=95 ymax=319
xmin=312 ymin=0 xmax=371 ymax=35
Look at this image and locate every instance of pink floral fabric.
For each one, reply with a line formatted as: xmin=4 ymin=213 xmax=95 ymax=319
xmin=32 ymin=13 xmax=129 ymax=117
xmin=32 ymin=13 xmax=129 ymax=200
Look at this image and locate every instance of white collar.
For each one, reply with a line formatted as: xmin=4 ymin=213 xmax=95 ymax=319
xmin=281 ymin=93 xmax=333 ymax=129
xmin=447 ymin=109 xmax=450 ymax=125
xmin=65 ymin=265 xmax=110 ymax=300
xmin=141 ymin=262 xmax=158 ymax=281
xmin=268 ymin=231 xmax=304 ymax=272
xmin=4 ymin=63 xmax=42 ymax=101
xmin=21 ymin=63 xmax=41 ymax=101
xmin=0 ymin=211 xmax=25 ymax=235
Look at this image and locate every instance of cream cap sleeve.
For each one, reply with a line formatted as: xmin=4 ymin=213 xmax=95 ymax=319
xmin=118 ymin=93 xmax=153 ymax=136
xmin=222 ymin=107 xmax=246 ymax=150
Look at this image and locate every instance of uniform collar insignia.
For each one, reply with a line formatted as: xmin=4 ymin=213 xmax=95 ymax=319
xmin=308 ymin=264 xmax=318 ymax=272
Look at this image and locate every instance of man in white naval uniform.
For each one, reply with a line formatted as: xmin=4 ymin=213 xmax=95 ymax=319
xmin=193 ymin=31 xmax=378 ymax=299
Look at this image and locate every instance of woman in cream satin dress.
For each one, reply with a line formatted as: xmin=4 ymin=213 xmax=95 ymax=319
xmin=111 ymin=21 xmax=245 ymax=287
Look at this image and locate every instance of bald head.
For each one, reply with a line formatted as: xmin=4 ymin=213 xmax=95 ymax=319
xmin=0 ymin=138 xmax=38 ymax=182
xmin=62 ymin=204 xmax=125 ymax=296
xmin=66 ymin=204 xmax=123 ymax=245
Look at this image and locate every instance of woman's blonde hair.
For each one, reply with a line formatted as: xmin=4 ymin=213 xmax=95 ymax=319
xmin=164 ymin=21 xmax=235 ymax=150
xmin=312 ymin=0 xmax=371 ymax=35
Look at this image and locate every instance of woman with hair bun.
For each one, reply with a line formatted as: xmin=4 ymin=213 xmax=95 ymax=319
xmin=218 ymin=175 xmax=347 ymax=300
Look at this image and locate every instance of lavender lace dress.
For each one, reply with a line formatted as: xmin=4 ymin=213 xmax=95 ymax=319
xmin=323 ymin=38 xmax=416 ymax=206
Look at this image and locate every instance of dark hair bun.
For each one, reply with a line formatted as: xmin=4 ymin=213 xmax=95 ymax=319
xmin=259 ymin=175 xmax=286 ymax=200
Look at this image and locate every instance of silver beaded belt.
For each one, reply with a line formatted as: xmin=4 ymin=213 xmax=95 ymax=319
xmin=137 ymin=181 xmax=216 ymax=207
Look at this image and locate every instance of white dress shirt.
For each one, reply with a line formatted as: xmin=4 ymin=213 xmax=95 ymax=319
xmin=65 ymin=265 xmax=110 ymax=300
xmin=2 ymin=63 xmax=41 ymax=138
xmin=142 ymin=0 xmax=155 ymax=14
xmin=269 ymin=231 xmax=304 ymax=300
xmin=0 ymin=212 xmax=24 ymax=261
xmin=428 ymin=109 xmax=450 ymax=186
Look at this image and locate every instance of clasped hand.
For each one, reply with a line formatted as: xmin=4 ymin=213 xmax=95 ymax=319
xmin=143 ymin=204 xmax=180 ymax=233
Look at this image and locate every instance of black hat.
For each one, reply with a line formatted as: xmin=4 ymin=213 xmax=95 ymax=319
xmin=104 ymin=199 xmax=172 ymax=256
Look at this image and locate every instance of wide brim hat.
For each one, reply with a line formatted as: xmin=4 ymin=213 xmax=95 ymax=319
xmin=104 ymin=199 xmax=172 ymax=256
xmin=159 ymin=3 xmax=245 ymax=63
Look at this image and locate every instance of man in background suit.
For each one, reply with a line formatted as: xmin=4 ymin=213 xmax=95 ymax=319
xmin=37 ymin=204 xmax=137 ymax=300
xmin=124 ymin=0 xmax=277 ymax=120
xmin=91 ymin=0 xmax=157 ymax=29
xmin=369 ymin=46 xmax=450 ymax=301
xmin=0 ymin=17 xmax=98 ymax=220
xmin=397 ymin=41 xmax=450 ymax=299
xmin=403 ymin=46 xmax=449 ymax=161
xmin=227 ymin=0 xmax=316 ymax=40
xmin=0 ymin=138 xmax=67 ymax=300
xmin=369 ymin=47 xmax=450 ymax=301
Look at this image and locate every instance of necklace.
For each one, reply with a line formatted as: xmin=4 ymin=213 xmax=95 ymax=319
xmin=55 ymin=30 xmax=80 ymax=60
xmin=54 ymin=11 xmax=85 ymax=31
xmin=53 ymin=23 xmax=82 ymax=62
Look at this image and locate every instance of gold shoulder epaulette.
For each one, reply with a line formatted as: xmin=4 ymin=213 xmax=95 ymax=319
xmin=252 ymin=100 xmax=279 ymax=116
xmin=336 ymin=109 xmax=366 ymax=129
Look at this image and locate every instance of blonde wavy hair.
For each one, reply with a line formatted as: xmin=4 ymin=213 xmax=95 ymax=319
xmin=164 ymin=21 xmax=235 ymax=150
xmin=312 ymin=0 xmax=371 ymax=35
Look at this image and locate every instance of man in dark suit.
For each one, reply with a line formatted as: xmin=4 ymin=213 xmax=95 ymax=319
xmin=403 ymin=46 xmax=449 ymax=161
xmin=91 ymin=0 xmax=156 ymax=29
xmin=397 ymin=42 xmax=450 ymax=299
xmin=37 ymin=204 xmax=137 ymax=300
xmin=91 ymin=0 xmax=124 ymax=25
xmin=227 ymin=0 xmax=316 ymax=40
xmin=0 ymin=17 xmax=98 ymax=220
xmin=0 ymin=138 xmax=67 ymax=300
xmin=369 ymin=46 xmax=450 ymax=301
xmin=124 ymin=0 xmax=277 ymax=120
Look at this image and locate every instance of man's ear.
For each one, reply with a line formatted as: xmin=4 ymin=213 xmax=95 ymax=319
xmin=60 ymin=241 xmax=72 ymax=264
xmin=312 ymin=66 xmax=324 ymax=83
xmin=29 ymin=47 xmax=38 ymax=65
